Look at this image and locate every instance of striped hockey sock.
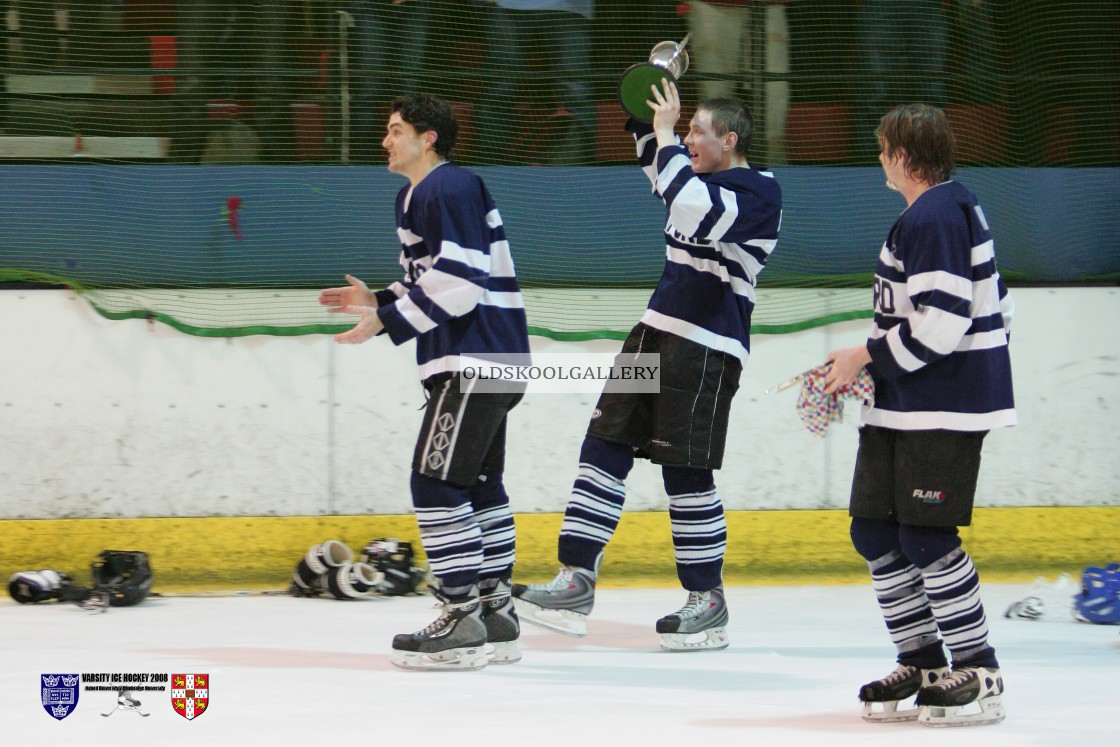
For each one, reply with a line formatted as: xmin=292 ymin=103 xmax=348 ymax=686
xmin=921 ymin=548 xmax=998 ymax=667
xmin=557 ymin=437 xmax=633 ymax=570
xmin=475 ymin=501 xmax=516 ymax=581
xmin=868 ymin=550 xmax=943 ymax=660
xmin=667 ymin=482 xmax=726 ymax=591
xmin=412 ymin=472 xmax=482 ymax=599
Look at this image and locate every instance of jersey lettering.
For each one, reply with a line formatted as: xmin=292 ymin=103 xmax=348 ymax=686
xmin=873 ymin=277 xmax=896 ymax=314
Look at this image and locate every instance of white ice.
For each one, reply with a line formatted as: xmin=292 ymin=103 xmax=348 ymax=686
xmin=2 ymin=583 xmax=1116 ymax=746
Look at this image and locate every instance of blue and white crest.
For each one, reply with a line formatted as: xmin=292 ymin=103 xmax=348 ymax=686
xmin=41 ymin=673 xmax=80 ymax=720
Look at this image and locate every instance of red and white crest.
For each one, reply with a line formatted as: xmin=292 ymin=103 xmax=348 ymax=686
xmin=170 ymin=673 xmax=209 ymax=720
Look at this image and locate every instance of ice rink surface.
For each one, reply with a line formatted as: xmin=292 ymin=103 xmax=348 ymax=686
xmin=2 ymin=582 xmax=1115 ymax=747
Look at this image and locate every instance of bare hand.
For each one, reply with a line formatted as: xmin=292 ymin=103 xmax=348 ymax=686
xmin=823 ymin=345 xmax=872 ymax=394
xmin=647 ymin=77 xmax=681 ymax=147
xmin=334 ymin=305 xmax=384 ymax=344
xmin=319 ymin=274 xmax=375 ymax=312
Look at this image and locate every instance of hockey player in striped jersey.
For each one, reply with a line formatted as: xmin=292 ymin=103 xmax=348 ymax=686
xmin=514 ymin=79 xmax=782 ymax=651
xmin=319 ymin=94 xmax=530 ymax=671
xmin=825 ymin=104 xmax=1013 ymax=726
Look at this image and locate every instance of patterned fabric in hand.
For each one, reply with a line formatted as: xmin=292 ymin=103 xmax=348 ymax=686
xmin=797 ymin=366 xmax=875 ymax=436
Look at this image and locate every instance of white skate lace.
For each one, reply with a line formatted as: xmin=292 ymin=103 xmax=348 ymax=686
xmin=668 ymin=591 xmax=710 ymax=620
xmin=526 ymin=566 xmax=577 ymax=592
xmin=880 ymin=664 xmax=917 ymax=685
xmin=927 ymin=668 xmax=976 ymax=691
xmin=414 ymin=597 xmax=475 ymax=636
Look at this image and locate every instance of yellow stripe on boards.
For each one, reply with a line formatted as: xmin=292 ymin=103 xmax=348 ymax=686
xmin=0 ymin=507 xmax=1115 ymax=593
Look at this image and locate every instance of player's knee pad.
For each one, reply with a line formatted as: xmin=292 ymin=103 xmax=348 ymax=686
xmin=579 ymin=436 xmax=634 ymax=480
xmin=898 ymin=524 xmax=962 ymax=569
xmin=290 ymin=540 xmax=353 ymax=595
xmin=849 ymin=516 xmax=903 ymax=562
xmin=8 ymin=569 xmax=72 ymax=604
xmin=410 ymin=471 xmax=472 ymax=511
xmin=662 ymin=466 xmax=715 ymax=497
xmin=470 ymin=467 xmax=511 ymax=511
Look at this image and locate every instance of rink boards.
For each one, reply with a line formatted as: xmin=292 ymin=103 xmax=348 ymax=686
xmin=1 ymin=506 xmax=1116 ymax=591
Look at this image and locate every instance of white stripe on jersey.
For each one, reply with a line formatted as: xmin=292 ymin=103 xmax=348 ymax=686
xmin=418 ymin=267 xmax=485 ymax=317
xmin=863 ymin=406 xmax=1017 ymax=431
xmin=878 ymin=243 xmax=903 ymax=270
xmin=666 ymin=176 xmax=714 ymax=237
xmin=418 ymin=354 xmax=458 ymax=381
xmin=385 ymin=280 xmax=410 ymax=300
xmin=706 ymin=186 xmax=742 ymax=242
xmin=488 ymin=240 xmax=517 ymax=278
xmin=971 ymin=238 xmax=995 ymax=265
xmin=971 ymin=276 xmax=1004 ymax=317
xmin=655 ymin=152 xmax=691 ymax=196
xmin=396 ymin=226 xmax=422 ymax=246
xmin=438 ymin=240 xmax=491 ymax=274
xmin=723 ymin=239 xmax=772 ymax=285
xmin=666 ymin=246 xmax=757 ymax=300
xmin=396 ymin=295 xmax=438 ymax=335
xmin=908 ymin=269 xmax=972 ymax=300
xmin=883 ymin=328 xmax=926 ymax=371
xmin=639 ymin=309 xmax=750 ymax=364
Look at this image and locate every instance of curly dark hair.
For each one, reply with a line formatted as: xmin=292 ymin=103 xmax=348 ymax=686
xmin=390 ymin=94 xmax=459 ymax=159
xmin=876 ymin=104 xmax=955 ymax=185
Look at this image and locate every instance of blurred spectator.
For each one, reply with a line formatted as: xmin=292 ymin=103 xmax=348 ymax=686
xmin=173 ymin=1 xmax=296 ymax=162
xmin=687 ymin=0 xmax=751 ymax=101
xmin=345 ymin=0 xmax=436 ymax=162
xmin=472 ymin=0 xmax=595 ymax=165
xmin=856 ymin=0 xmax=947 ymax=158
xmin=685 ymin=1 xmax=788 ymax=165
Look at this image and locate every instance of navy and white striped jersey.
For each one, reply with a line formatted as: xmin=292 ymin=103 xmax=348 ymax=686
xmin=863 ymin=180 xmax=1016 ymax=431
xmin=374 ymin=162 xmax=530 ymax=383
xmin=628 ymin=119 xmax=782 ymax=365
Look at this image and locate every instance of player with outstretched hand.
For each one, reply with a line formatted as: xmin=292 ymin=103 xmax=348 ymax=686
xmin=319 ymin=94 xmax=530 ymax=671
xmin=513 ymin=78 xmax=782 ymax=651
xmin=824 ymin=103 xmax=1015 ymax=727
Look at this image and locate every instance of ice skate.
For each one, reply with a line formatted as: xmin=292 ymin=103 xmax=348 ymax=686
xmin=859 ymin=664 xmax=951 ymax=722
xmin=512 ymin=554 xmax=600 ymax=637
xmin=480 ymin=575 xmax=521 ymax=664
xmin=390 ymin=587 xmax=491 ymax=672
xmin=656 ymin=585 xmax=730 ymax=652
xmin=916 ymin=667 xmax=1006 ymax=727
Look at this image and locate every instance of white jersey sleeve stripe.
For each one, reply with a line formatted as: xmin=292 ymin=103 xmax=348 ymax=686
xmin=909 ymin=306 xmax=973 ymax=356
xmin=438 ymin=240 xmax=491 ymax=274
xmin=885 ymin=329 xmax=926 ymax=372
xmin=396 ymin=295 xmax=439 ymax=335
xmin=706 ymin=186 xmax=741 ymax=242
xmin=655 ymin=152 xmax=692 ymax=196
xmin=908 ymin=269 xmax=972 ymax=299
xmin=418 ymin=267 xmax=486 ymax=318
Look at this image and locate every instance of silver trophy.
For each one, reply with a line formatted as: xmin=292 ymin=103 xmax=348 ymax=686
xmin=618 ymin=34 xmax=691 ymax=122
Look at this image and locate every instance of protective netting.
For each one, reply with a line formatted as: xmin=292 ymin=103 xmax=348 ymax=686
xmin=0 ymin=2 xmax=1117 ymax=340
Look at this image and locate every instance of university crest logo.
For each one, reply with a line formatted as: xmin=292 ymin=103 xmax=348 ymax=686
xmin=170 ymin=673 xmax=209 ymax=720
xmin=41 ymin=673 xmax=80 ymax=720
